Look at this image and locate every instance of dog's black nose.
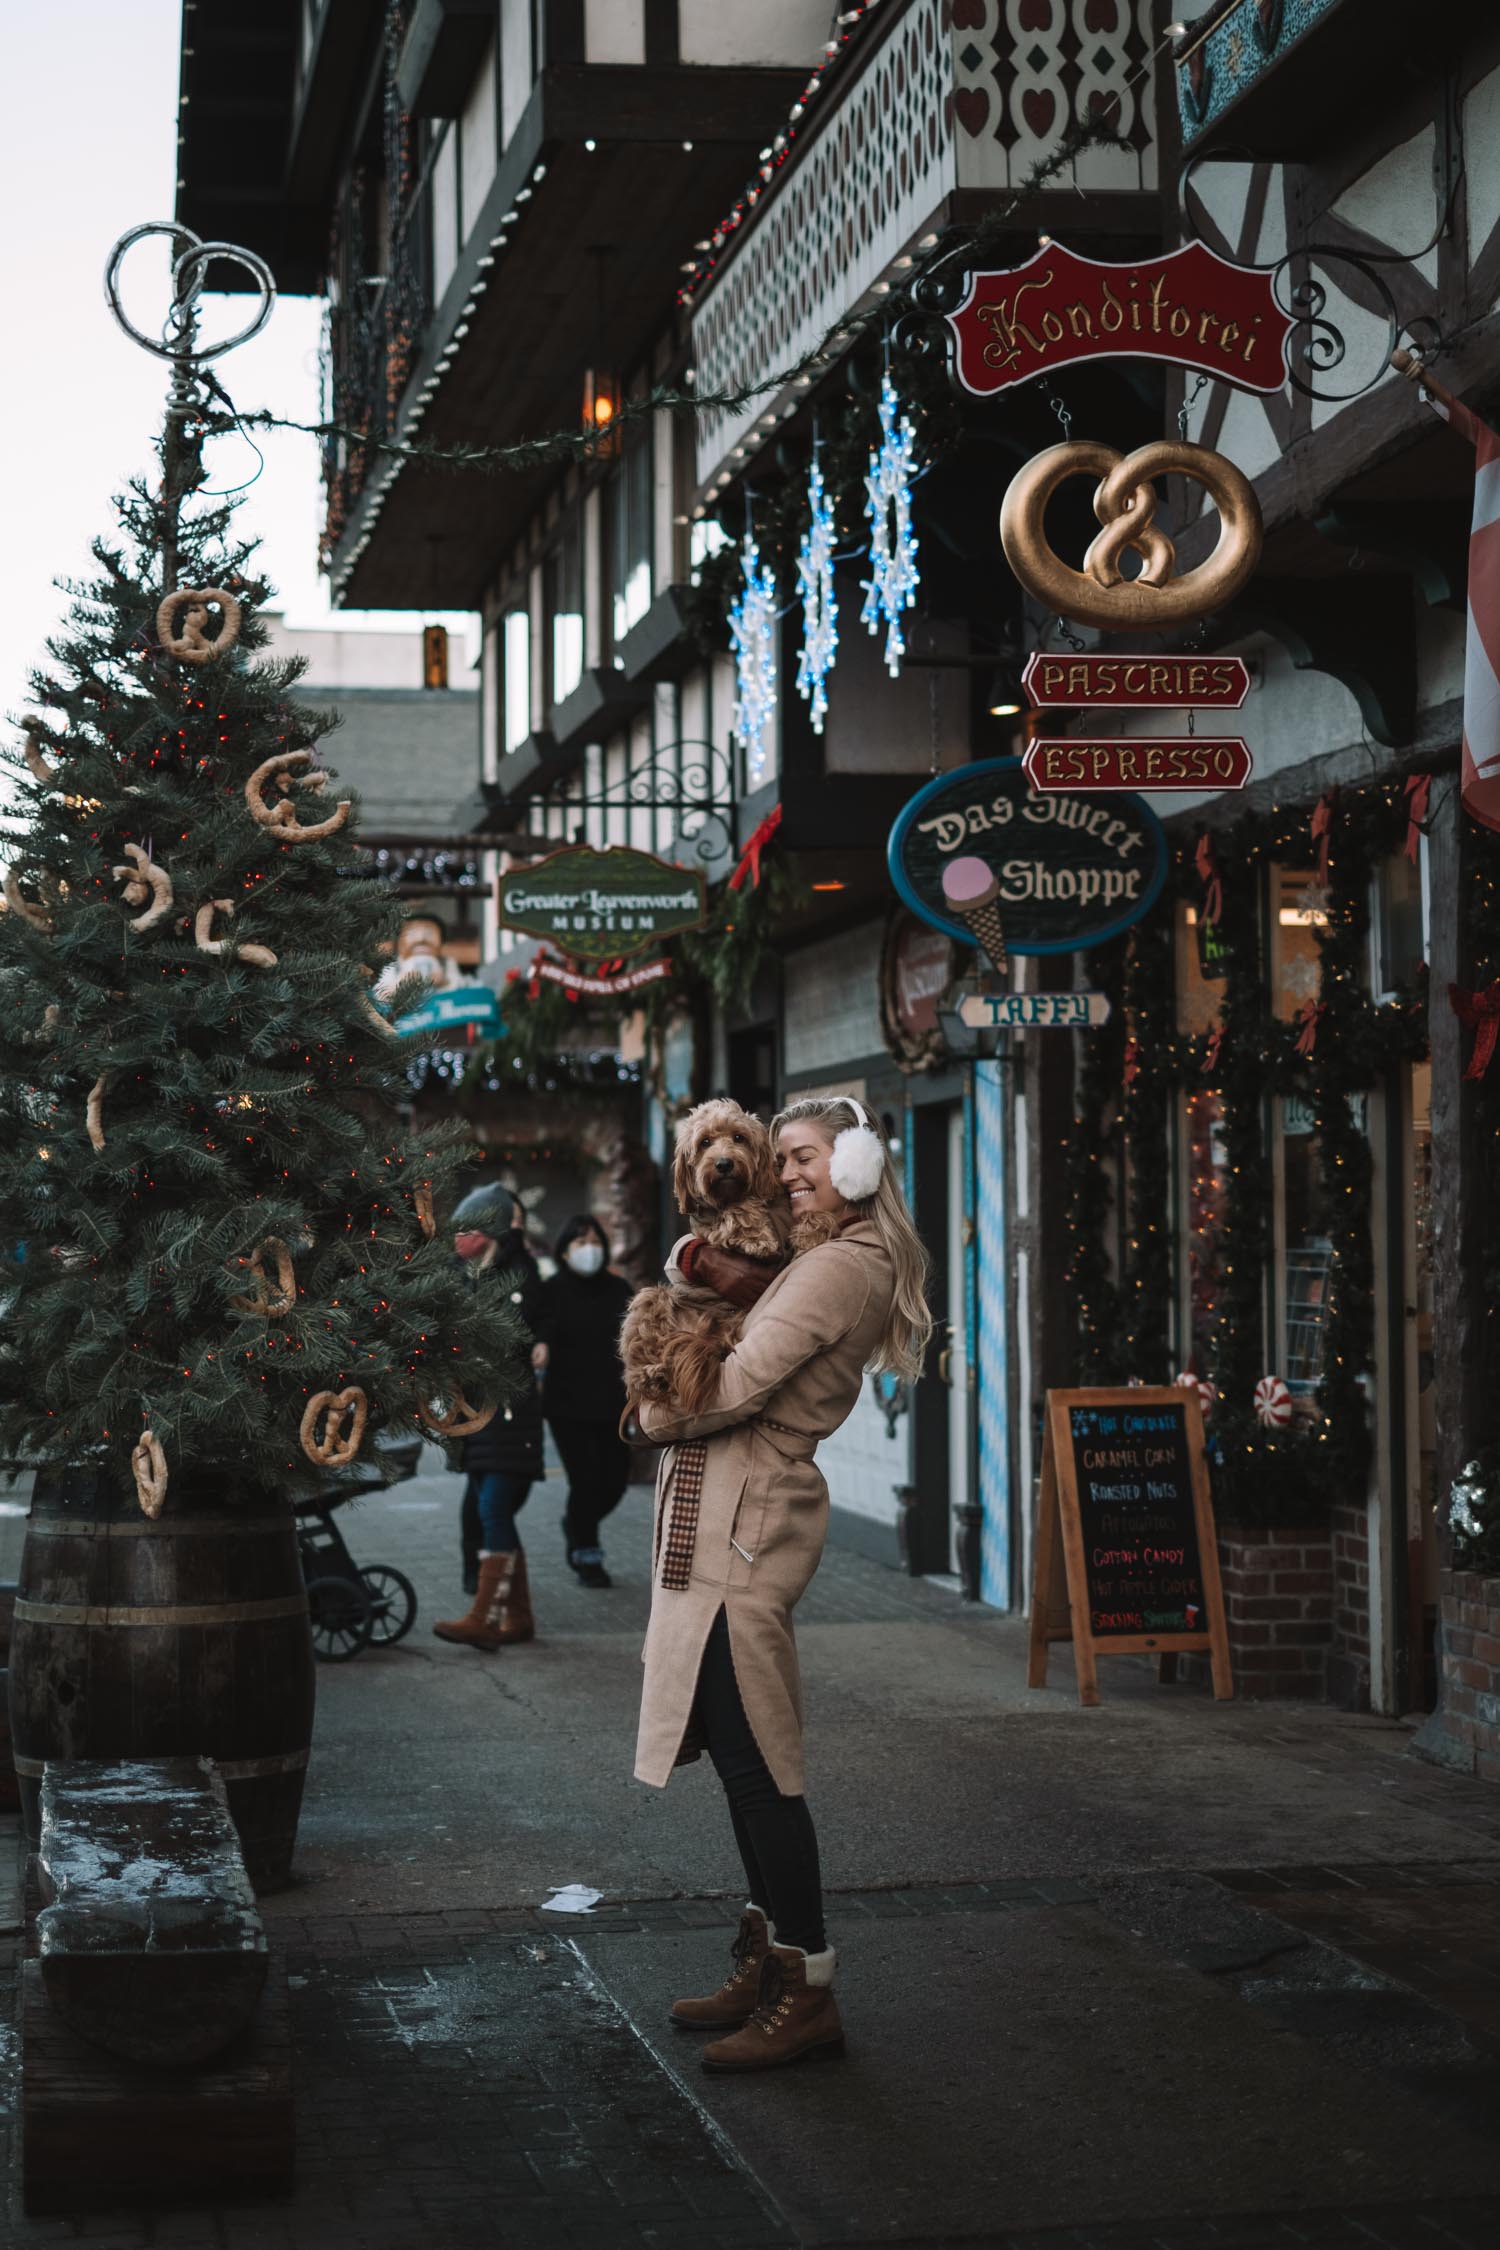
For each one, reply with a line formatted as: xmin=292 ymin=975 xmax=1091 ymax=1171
xmin=714 ymin=1157 xmax=736 ymax=1175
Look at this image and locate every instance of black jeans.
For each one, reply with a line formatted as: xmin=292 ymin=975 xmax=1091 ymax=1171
xmin=548 ymin=1416 xmax=631 ymax=1555
xmin=693 ymin=1607 xmax=826 ymax=1955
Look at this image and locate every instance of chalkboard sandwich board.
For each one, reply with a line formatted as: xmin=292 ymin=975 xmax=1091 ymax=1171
xmin=1028 ymin=1387 xmax=1232 ymax=1705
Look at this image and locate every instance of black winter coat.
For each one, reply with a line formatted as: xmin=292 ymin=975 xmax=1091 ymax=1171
xmin=536 ymin=1265 xmax=633 ymax=1425
xmin=460 ymin=1253 xmax=546 ymax=1479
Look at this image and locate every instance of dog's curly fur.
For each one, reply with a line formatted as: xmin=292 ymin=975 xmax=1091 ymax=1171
xmin=620 ymin=1099 xmax=790 ymax=1420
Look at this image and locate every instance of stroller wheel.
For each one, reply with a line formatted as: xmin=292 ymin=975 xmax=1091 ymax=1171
xmin=359 ymin=1564 xmax=418 ymax=1647
xmin=306 ymin=1574 xmax=375 ymax=1662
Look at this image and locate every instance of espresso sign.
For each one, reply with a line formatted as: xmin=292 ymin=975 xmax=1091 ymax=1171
xmin=888 ymin=757 xmax=1167 ymax=957
xmin=497 ymin=845 xmax=706 ymax=962
xmin=945 ymin=242 xmax=1292 ymax=398
xmin=1028 ymin=1387 xmax=1232 ymax=1706
xmin=1023 ymin=653 xmax=1251 ymax=710
xmin=1024 ymin=738 xmax=1253 ymax=794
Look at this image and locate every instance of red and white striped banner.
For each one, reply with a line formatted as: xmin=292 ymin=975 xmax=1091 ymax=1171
xmin=1417 ymin=383 xmax=1500 ymax=833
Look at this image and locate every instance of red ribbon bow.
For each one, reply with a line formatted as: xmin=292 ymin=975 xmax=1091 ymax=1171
xmin=728 ymin=802 xmax=783 ymax=892
xmin=1450 ymin=981 xmax=1500 ymax=1080
xmin=1194 ymin=832 xmax=1223 ymax=926
xmin=1311 ymin=790 xmax=1337 ymax=882
xmin=1403 ymin=773 xmax=1431 ymax=866
xmin=1123 ymin=1032 xmax=1141 ymax=1090
xmin=1294 ymin=998 xmax=1326 ymax=1056
xmin=1203 ymin=1022 xmax=1224 ymax=1078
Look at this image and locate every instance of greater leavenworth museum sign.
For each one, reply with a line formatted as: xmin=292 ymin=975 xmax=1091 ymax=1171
xmin=497 ymin=846 xmax=707 ymax=962
xmin=888 ymin=757 xmax=1167 ymax=957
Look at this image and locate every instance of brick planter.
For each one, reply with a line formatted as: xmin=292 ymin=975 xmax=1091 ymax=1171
xmin=1183 ymin=1524 xmax=1334 ymax=1699
xmin=1416 ymin=1570 xmax=1500 ymax=1782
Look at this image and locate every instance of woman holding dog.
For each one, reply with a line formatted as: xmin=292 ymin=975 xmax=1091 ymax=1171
xmin=632 ymin=1095 xmax=930 ymax=2076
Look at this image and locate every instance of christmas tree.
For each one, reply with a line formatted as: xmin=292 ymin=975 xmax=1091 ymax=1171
xmin=0 ymin=413 xmax=524 ymax=1509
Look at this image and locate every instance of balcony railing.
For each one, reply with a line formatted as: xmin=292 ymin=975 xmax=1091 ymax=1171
xmin=689 ymin=0 xmax=1158 ymax=491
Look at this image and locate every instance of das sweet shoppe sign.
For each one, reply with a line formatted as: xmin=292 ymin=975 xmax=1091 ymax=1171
xmin=888 ymin=757 xmax=1167 ymax=958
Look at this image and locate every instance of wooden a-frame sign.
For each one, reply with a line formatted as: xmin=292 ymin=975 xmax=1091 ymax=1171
xmin=1028 ymin=1387 xmax=1233 ymax=1705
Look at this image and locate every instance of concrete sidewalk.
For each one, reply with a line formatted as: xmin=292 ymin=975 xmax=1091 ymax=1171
xmin=2 ymin=1457 xmax=1498 ymax=2246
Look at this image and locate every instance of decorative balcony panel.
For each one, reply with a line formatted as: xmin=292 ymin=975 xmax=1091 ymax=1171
xmin=691 ymin=0 xmax=1157 ymax=489
xmin=1173 ymin=0 xmax=1462 ymax=160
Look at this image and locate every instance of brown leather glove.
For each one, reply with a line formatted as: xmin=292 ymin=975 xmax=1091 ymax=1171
xmin=679 ymin=1238 xmax=781 ymax=1310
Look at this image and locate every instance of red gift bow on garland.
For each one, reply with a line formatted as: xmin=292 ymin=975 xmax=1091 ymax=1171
xmin=1403 ymin=773 xmax=1432 ymax=866
xmin=1294 ymin=998 xmax=1327 ymax=1056
xmin=1122 ymin=1031 xmax=1141 ymax=1090
xmin=1203 ymin=1022 xmax=1224 ymax=1078
xmin=1450 ymin=981 xmax=1500 ymax=1080
xmin=1194 ymin=831 xmax=1223 ymax=926
xmin=728 ymin=802 xmax=783 ymax=893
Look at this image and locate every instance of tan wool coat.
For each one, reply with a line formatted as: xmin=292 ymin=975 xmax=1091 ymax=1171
xmin=633 ymin=1219 xmax=894 ymax=1794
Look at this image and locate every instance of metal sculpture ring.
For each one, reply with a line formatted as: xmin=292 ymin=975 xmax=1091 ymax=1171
xmin=1000 ymin=440 xmax=1262 ymax=631
xmin=104 ymin=221 xmax=276 ymax=366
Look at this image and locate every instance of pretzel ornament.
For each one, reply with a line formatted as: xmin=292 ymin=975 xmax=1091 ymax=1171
xmin=86 ymin=1075 xmax=109 ymax=1152
xmin=230 ymin=1235 xmax=296 ymax=1318
xmin=1000 ymin=438 xmax=1262 ymax=631
xmin=244 ymin=748 xmax=350 ymax=844
xmin=156 ymin=587 xmax=242 ymax=665
xmin=417 ymin=1386 xmax=497 ymax=1439
xmin=4 ymin=867 xmax=56 ymax=933
xmin=21 ymin=722 xmax=59 ymax=785
xmin=195 ymin=898 xmax=278 ymax=969
xmin=132 ymin=1429 xmax=168 ymax=1518
xmin=299 ymin=1386 xmax=369 ymax=1467
xmin=112 ymin=842 xmax=175 ymax=933
xmin=413 ymin=1184 xmax=436 ymax=1240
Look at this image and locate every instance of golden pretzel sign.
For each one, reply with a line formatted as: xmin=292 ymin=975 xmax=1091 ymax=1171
xmin=999 ymin=439 xmax=1262 ymax=632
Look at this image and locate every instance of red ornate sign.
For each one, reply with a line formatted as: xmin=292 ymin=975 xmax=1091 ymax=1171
xmin=533 ymin=957 xmax=673 ymax=997
xmin=1023 ymin=653 xmax=1251 ymax=710
xmin=946 ymin=243 xmax=1292 ymax=398
xmin=1024 ymin=738 xmax=1254 ymax=793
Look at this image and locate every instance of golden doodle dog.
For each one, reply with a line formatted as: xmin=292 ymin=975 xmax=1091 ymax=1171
xmin=620 ymin=1099 xmax=790 ymax=1419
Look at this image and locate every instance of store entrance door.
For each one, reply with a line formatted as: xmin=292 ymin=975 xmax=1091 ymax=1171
xmin=910 ymin=1097 xmax=965 ymax=1577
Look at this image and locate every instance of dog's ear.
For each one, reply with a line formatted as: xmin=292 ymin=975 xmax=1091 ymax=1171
xmin=749 ymin=1126 xmax=781 ymax=1204
xmin=671 ymin=1124 xmax=697 ymax=1214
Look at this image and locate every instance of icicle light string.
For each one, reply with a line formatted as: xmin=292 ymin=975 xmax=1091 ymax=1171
xmin=213 ymin=117 xmax=1126 ymax=487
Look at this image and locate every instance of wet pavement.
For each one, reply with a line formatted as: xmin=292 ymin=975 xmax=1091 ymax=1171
xmin=2 ymin=1455 xmax=1500 ymax=2245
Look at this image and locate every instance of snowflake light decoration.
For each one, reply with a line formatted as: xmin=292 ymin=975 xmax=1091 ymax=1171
xmin=795 ymin=454 xmax=838 ymax=734
xmin=860 ymin=371 xmax=920 ymax=677
xmin=729 ymin=533 xmax=778 ymax=790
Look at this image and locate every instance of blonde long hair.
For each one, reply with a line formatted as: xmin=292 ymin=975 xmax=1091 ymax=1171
xmin=772 ymin=1097 xmax=932 ymax=1382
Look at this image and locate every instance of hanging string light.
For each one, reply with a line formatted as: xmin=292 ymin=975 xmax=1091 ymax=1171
xmin=860 ymin=370 xmax=920 ymax=678
xmin=795 ymin=445 xmax=838 ymax=733
xmin=729 ymin=528 xmax=778 ymax=789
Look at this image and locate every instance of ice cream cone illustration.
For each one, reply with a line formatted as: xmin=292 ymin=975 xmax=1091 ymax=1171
xmin=941 ymin=854 xmax=1007 ymax=973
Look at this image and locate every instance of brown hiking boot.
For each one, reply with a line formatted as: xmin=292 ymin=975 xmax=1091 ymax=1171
xmin=433 ymin=1550 xmax=533 ymax=1651
xmin=670 ymin=1907 xmax=773 ymax=2032
xmin=701 ymin=1942 xmax=844 ymax=2073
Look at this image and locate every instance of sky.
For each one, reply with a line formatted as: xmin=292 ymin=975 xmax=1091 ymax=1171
xmin=0 ymin=0 xmax=469 ymax=749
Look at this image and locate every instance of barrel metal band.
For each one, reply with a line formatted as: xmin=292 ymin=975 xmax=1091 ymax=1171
xmin=11 ymin=1747 xmax=310 ymax=1780
xmin=14 ymin=1595 xmax=310 ymax=1627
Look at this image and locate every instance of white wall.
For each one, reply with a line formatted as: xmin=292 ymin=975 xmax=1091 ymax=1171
xmin=586 ymin=0 xmax=644 ymax=63
xmin=460 ymin=36 xmax=498 ymax=242
xmin=263 ymin=611 xmax=479 ymax=690
xmin=500 ymin=0 xmax=533 ymax=147
xmin=678 ymin=0 xmax=827 ymax=66
xmin=783 ymin=923 xmax=885 ymax=1079
xmin=431 ymin=127 xmax=460 ymax=304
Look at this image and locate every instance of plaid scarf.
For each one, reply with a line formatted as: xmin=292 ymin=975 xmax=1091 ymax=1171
xmin=657 ymin=1438 xmax=707 ymax=1590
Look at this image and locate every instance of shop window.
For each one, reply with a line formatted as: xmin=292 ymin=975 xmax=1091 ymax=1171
xmin=1183 ymin=1087 xmax=1229 ymax=1372
xmin=545 ymin=514 xmax=584 ymax=706
xmin=690 ymin=515 xmax=729 ymax=581
xmin=1280 ymin=1091 xmax=1337 ymax=1397
xmin=1175 ymin=900 xmax=1225 ymax=1035
xmin=502 ymin=608 xmax=530 ymax=753
xmin=1271 ymin=865 xmax=1326 ymax=1023
xmin=1373 ymin=848 xmax=1426 ymax=997
xmin=607 ymin=427 xmax=653 ymax=649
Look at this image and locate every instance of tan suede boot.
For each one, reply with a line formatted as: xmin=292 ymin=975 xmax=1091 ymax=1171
xmin=433 ymin=1553 xmax=521 ymax=1651
xmin=498 ymin=1548 xmax=535 ymax=1644
xmin=670 ymin=1907 xmax=773 ymax=2032
xmin=701 ymin=1942 xmax=843 ymax=2073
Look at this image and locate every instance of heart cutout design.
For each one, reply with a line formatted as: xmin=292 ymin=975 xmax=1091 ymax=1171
xmin=954 ymin=87 xmax=990 ymax=137
xmin=1021 ymin=88 xmax=1056 ymax=136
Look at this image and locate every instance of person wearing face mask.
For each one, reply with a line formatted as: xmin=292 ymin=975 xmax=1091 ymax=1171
xmin=533 ymin=1216 xmax=634 ymax=1587
xmin=432 ymin=1185 xmax=547 ymax=1649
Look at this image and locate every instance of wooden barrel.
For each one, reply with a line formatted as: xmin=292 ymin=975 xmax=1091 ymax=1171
xmin=6 ymin=1467 xmax=314 ymax=1893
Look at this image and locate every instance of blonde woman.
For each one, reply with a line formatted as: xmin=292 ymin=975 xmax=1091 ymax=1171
xmin=633 ymin=1096 xmax=930 ymax=2074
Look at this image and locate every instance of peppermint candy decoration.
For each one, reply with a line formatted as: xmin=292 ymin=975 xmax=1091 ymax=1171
xmin=1175 ymin=1369 xmax=1215 ymax=1416
xmin=1254 ymin=1374 xmax=1292 ymax=1429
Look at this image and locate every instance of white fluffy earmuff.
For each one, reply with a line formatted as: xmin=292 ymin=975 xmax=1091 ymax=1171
xmin=828 ymin=1097 xmax=886 ymax=1204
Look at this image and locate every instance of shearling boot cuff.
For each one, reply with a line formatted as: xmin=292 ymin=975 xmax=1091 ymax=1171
xmin=796 ymin=1946 xmax=836 ymax=1988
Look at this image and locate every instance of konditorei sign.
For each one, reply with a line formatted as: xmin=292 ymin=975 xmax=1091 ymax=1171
xmin=945 ymin=242 xmax=1293 ymax=398
xmin=1023 ymin=653 xmax=1251 ymax=710
xmin=497 ymin=845 xmax=706 ymax=962
xmin=888 ymin=757 xmax=1167 ymax=957
xmin=1024 ymin=737 xmax=1253 ymax=794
